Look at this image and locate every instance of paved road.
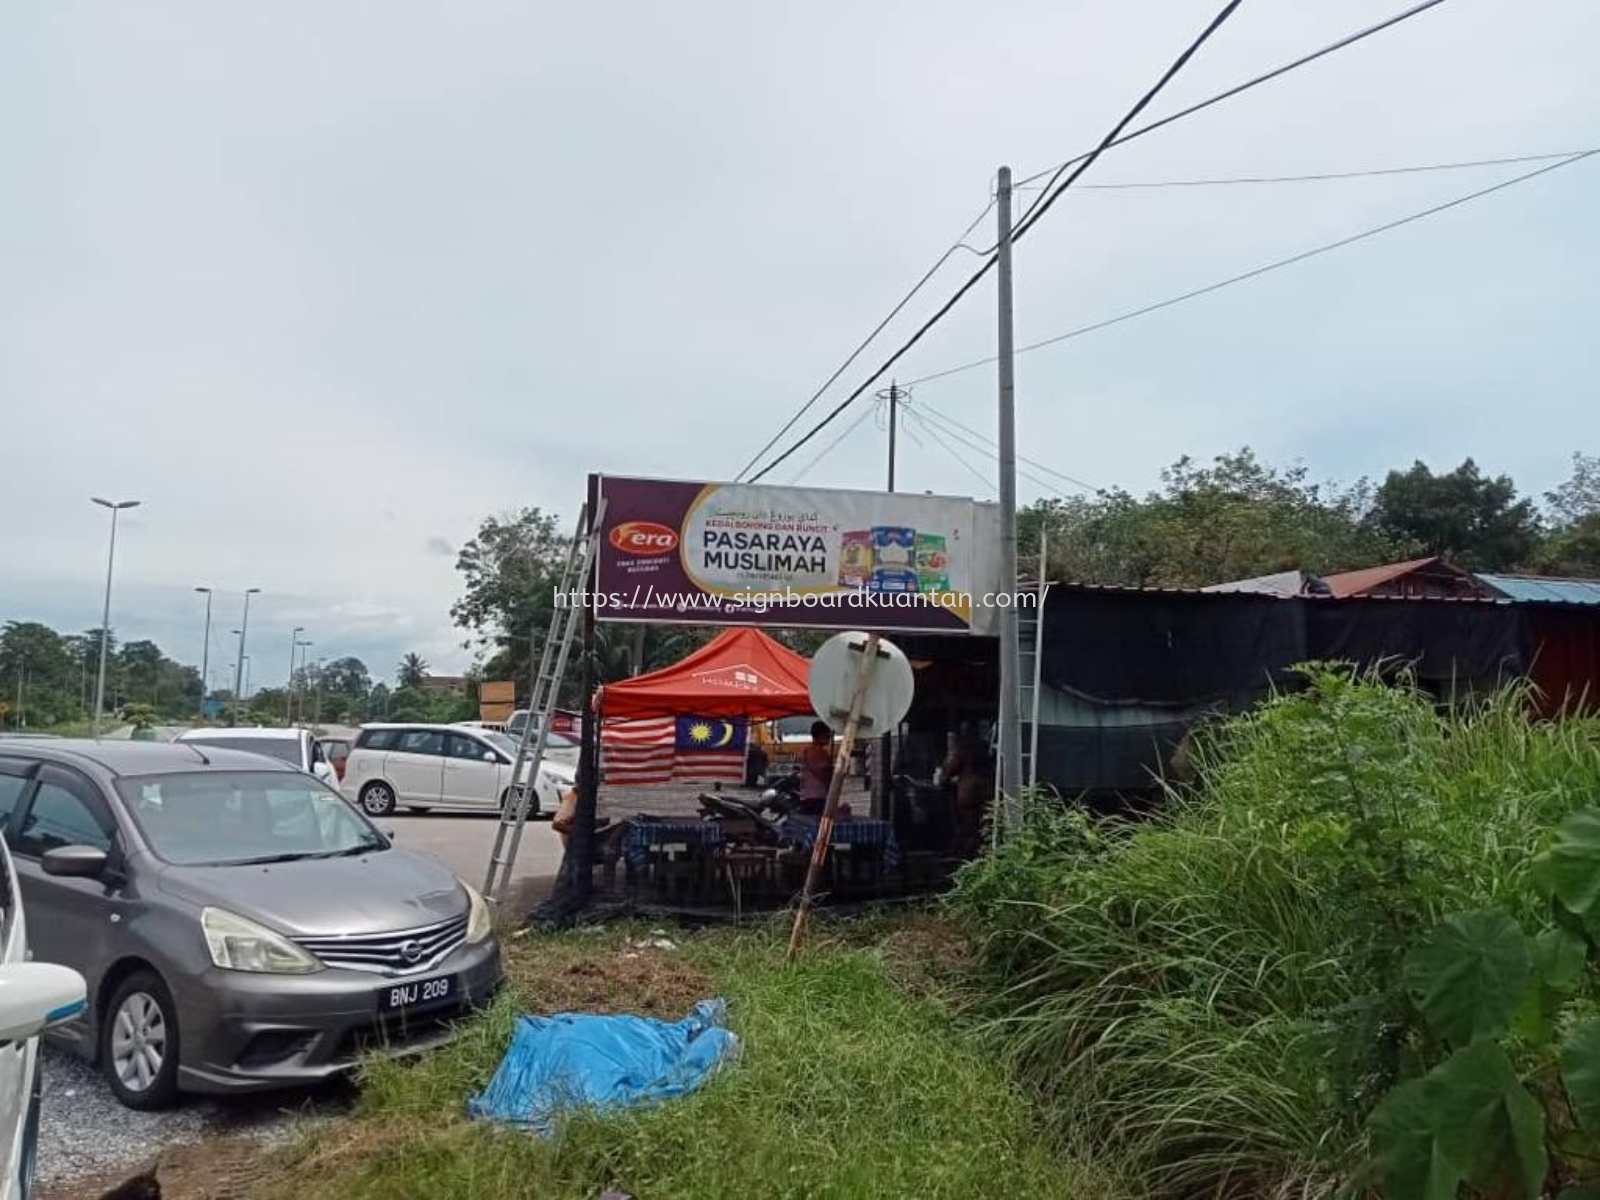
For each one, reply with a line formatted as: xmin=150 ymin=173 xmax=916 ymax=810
xmin=384 ymin=807 xmax=564 ymax=898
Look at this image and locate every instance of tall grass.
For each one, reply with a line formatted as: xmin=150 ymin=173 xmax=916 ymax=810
xmin=951 ymin=669 xmax=1600 ymax=1196
xmin=269 ymin=922 xmax=1112 ymax=1200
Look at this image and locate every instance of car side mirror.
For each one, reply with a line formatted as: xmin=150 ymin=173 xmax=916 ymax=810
xmin=0 ymin=962 xmax=87 ymax=1043
xmin=483 ymin=750 xmax=497 ymax=762
xmin=41 ymin=845 xmax=111 ymax=880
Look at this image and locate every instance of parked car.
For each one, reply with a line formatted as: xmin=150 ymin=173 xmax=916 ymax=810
xmin=176 ymin=727 xmax=338 ymax=789
xmin=506 ymin=708 xmax=582 ymax=746
xmin=451 ymin=719 xmax=508 ymax=735
xmin=342 ymin=723 xmax=575 ymax=817
xmin=0 ymin=740 xmax=501 ymax=1109
xmin=496 ymin=714 xmax=582 ymax=770
xmin=1 ymin=801 xmax=88 ymax=1200
xmin=317 ymin=736 xmax=353 ymax=782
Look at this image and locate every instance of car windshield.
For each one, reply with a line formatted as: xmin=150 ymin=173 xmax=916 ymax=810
xmin=182 ymin=735 xmax=302 ymax=766
xmin=116 ymin=771 xmax=386 ymax=867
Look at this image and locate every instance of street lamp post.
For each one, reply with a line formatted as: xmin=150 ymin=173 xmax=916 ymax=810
xmin=91 ymin=497 xmax=141 ymax=735
xmin=287 ymin=626 xmax=304 ymax=727
xmin=294 ymin=640 xmax=313 ymax=723
xmin=195 ymin=587 xmax=213 ymax=721
xmin=242 ymin=656 xmax=252 ymax=703
xmin=231 ymin=588 xmax=261 ymax=726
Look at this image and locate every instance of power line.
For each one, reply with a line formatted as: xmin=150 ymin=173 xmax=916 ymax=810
xmin=743 ymin=0 xmax=1453 ymax=485
xmin=746 ymin=0 xmax=1248 ymax=484
xmin=908 ymin=148 xmax=1600 ymax=388
xmin=1066 ymin=149 xmax=1594 ymax=191
xmin=905 ymin=410 xmax=995 ymax=493
xmin=1013 ymin=0 xmax=1450 ymax=191
xmin=1013 ymin=0 xmax=1246 ymax=238
xmin=918 ymin=403 xmax=1098 ymax=491
xmin=913 ymin=407 xmax=1080 ymax=498
xmin=732 ymin=197 xmax=995 ymax=482
xmin=784 ymin=403 xmax=876 ymax=485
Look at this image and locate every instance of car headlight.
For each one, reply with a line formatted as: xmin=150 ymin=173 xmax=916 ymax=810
xmin=201 ymin=907 xmax=322 ymax=974
xmin=462 ymin=883 xmax=494 ymax=944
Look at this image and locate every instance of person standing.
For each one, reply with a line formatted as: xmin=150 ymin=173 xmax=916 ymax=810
xmin=941 ymin=721 xmax=990 ymax=856
xmin=797 ymin=720 xmax=835 ymax=816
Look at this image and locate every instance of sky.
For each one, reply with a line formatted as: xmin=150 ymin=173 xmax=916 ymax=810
xmin=2 ymin=0 xmax=1596 ymax=687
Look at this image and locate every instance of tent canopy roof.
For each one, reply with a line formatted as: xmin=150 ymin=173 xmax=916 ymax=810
xmin=596 ymin=626 xmax=816 ymax=720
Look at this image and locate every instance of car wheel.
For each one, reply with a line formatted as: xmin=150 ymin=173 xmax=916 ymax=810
xmin=360 ymin=781 xmax=397 ymax=816
xmin=501 ymin=787 xmax=533 ymax=819
xmin=101 ymin=971 xmax=180 ymax=1111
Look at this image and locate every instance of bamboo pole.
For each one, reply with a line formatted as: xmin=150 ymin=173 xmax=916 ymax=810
xmin=786 ymin=633 xmax=882 ymax=961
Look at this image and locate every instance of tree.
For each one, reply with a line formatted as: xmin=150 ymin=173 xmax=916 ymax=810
xmin=1368 ymin=459 xmax=1541 ymax=571
xmin=1020 ymin=448 xmax=1407 ymax=588
xmin=1546 ymin=453 xmax=1600 ymax=525
xmin=451 ymin=508 xmax=572 ymax=693
xmin=1536 ymin=453 xmax=1600 ymax=576
xmin=312 ymin=657 xmax=372 ymax=723
xmin=247 ymin=687 xmax=289 ymax=725
xmin=0 ymin=622 xmax=79 ymax=728
xmin=396 ymin=653 xmax=429 ymax=689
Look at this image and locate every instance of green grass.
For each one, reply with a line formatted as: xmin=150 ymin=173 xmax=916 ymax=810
xmin=268 ymin=919 xmax=1112 ymax=1200
xmin=949 ymin=669 xmax=1600 ymax=1197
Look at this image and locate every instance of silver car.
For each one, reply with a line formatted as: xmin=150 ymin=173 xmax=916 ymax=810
xmin=0 ymin=740 xmax=502 ymax=1110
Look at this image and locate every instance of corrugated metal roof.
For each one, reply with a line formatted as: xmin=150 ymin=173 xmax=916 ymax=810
xmin=1044 ymin=579 xmax=1503 ymax=604
xmin=1478 ymin=574 xmax=1600 ymax=605
xmin=1201 ymin=570 xmax=1307 ymax=597
xmin=1320 ymin=556 xmax=1445 ymax=598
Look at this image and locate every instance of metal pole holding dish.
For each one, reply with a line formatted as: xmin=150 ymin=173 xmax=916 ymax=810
xmin=787 ymin=630 xmax=914 ymax=962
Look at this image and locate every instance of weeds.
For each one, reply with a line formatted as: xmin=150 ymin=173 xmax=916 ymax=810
xmin=950 ymin=668 xmax=1600 ymax=1196
xmin=266 ymin=920 xmax=1109 ymax=1200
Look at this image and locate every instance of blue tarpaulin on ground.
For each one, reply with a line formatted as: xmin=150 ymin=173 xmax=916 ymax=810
xmin=467 ymin=999 xmax=739 ymax=1132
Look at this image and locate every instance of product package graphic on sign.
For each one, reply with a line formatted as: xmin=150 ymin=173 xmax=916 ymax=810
xmin=594 ymin=476 xmax=1004 ymax=633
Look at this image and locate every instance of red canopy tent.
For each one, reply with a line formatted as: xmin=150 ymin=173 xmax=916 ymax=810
xmin=595 ymin=626 xmax=815 ymax=720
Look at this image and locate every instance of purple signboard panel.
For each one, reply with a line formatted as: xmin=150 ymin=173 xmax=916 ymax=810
xmin=592 ymin=476 xmax=1002 ymax=635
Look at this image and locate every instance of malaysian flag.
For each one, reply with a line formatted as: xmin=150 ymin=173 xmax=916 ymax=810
xmin=673 ymin=716 xmax=747 ymax=782
xmin=599 ymin=715 xmax=748 ymax=785
xmin=600 ymin=717 xmax=675 ymax=785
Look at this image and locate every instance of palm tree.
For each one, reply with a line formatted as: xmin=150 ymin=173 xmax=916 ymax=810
xmin=396 ymin=652 xmax=429 ymax=689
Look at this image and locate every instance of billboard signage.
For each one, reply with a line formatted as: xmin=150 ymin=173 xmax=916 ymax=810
xmin=593 ymin=475 xmax=1002 ymax=634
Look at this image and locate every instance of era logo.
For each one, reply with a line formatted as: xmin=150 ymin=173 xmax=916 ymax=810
xmin=610 ymin=521 xmax=679 ymax=555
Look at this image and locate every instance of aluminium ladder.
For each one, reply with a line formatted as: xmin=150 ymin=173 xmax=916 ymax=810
xmin=1017 ymin=527 xmax=1048 ymax=798
xmin=482 ymin=500 xmax=607 ymax=902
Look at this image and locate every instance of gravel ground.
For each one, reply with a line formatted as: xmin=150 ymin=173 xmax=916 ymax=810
xmin=35 ymin=1047 xmax=349 ymax=1191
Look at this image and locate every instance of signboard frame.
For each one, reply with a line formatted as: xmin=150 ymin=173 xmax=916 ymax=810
xmin=590 ymin=474 xmax=1003 ymax=635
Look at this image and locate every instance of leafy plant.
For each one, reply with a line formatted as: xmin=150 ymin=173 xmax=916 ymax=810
xmin=1368 ymin=807 xmax=1600 ymax=1198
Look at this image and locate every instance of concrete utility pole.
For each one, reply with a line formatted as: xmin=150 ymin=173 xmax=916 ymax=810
xmin=882 ymin=380 xmax=901 ymax=492
xmin=872 ymin=379 xmax=906 ymax=818
xmin=995 ymin=166 xmax=1024 ymax=833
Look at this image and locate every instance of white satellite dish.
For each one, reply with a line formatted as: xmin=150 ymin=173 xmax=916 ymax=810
xmin=807 ymin=631 xmax=914 ymax=736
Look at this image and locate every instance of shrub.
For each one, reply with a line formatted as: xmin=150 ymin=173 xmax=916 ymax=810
xmin=949 ymin=668 xmax=1600 ymax=1196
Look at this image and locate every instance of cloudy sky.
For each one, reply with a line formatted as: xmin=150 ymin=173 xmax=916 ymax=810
xmin=2 ymin=0 xmax=1595 ymax=687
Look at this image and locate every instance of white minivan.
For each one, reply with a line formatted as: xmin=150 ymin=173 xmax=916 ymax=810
xmin=176 ymin=727 xmax=339 ymax=789
xmin=2 ymin=786 xmax=89 ymax=1200
xmin=341 ymin=723 xmax=574 ymax=817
